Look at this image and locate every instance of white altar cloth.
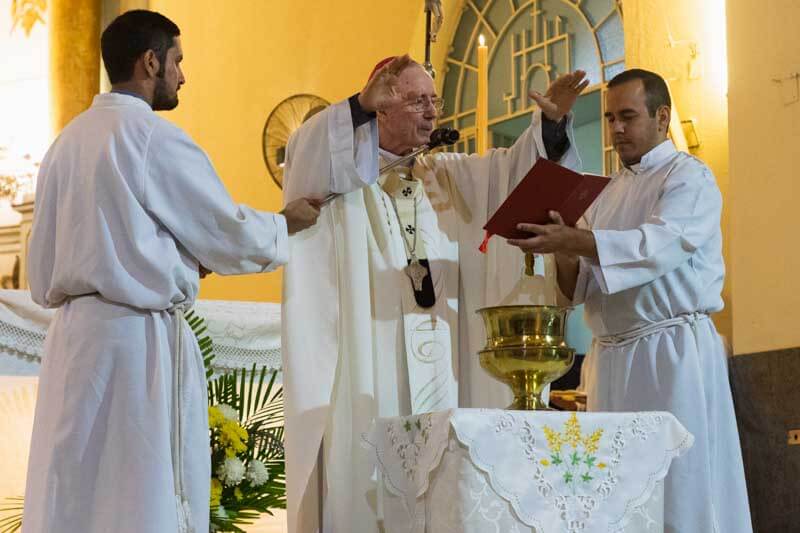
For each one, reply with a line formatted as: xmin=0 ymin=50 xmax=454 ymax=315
xmin=0 ymin=289 xmax=282 ymax=374
xmin=364 ymin=409 xmax=693 ymax=533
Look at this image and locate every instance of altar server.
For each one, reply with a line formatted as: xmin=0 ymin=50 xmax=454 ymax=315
xmin=23 ymin=10 xmax=318 ymax=533
xmin=509 ymin=68 xmax=752 ymax=533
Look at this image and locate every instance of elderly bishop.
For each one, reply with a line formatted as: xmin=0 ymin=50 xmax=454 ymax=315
xmin=281 ymin=55 xmax=589 ymax=533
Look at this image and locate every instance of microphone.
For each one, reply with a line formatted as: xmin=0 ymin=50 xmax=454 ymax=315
xmin=427 ymin=127 xmax=460 ymax=148
xmin=321 ymin=128 xmax=461 ymax=207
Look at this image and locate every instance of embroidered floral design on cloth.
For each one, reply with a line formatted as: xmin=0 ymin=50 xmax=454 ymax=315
xmin=541 ymin=413 xmax=605 ymax=488
xmin=363 ymin=409 xmax=454 ymax=515
xmin=390 ymin=415 xmax=433 ymax=477
xmin=448 ymin=409 xmax=694 ymax=533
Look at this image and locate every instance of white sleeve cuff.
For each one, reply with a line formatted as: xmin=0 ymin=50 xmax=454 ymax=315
xmin=264 ymin=213 xmax=289 ymax=272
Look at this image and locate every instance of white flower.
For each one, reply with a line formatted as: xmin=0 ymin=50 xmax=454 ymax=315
xmin=246 ymin=460 xmax=270 ymax=486
xmin=217 ymin=456 xmax=245 ymax=487
xmin=217 ymin=404 xmax=238 ymax=421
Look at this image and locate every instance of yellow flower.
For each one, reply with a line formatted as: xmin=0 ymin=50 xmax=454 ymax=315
xmin=540 ymin=459 xmax=550 ymax=466
xmin=210 ymin=478 xmax=223 ymax=507
xmin=218 ymin=420 xmax=249 ymax=455
xmin=225 ymin=447 xmax=237 ymax=458
xmin=583 ymin=428 xmax=604 ymax=454
xmin=543 ymin=426 xmax=563 ymax=453
xmin=598 ymin=462 xmax=607 ymax=469
xmin=234 ymin=487 xmax=244 ymax=501
xmin=564 ymin=413 xmax=582 ymax=448
xmin=208 ymin=406 xmax=225 ymax=429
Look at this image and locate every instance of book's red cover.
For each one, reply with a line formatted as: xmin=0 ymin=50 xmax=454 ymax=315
xmin=482 ymin=159 xmax=610 ymax=245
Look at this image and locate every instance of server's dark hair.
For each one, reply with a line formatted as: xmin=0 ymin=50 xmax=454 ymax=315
xmin=101 ymin=10 xmax=180 ymax=84
xmin=608 ymin=69 xmax=671 ymax=117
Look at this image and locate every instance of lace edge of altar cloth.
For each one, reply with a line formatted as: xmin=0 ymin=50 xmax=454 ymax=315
xmin=0 ymin=289 xmax=283 ymax=374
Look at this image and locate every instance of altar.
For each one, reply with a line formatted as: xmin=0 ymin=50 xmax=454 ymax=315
xmin=0 ymin=290 xmax=695 ymax=533
xmin=365 ymin=409 xmax=693 ymax=533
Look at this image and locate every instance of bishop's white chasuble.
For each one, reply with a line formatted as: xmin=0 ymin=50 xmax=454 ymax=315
xmin=281 ymin=98 xmax=578 ymax=533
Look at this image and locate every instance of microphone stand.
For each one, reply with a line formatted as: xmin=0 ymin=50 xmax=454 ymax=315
xmin=320 ymin=133 xmax=457 ymax=206
xmin=378 ymin=144 xmax=431 ymax=176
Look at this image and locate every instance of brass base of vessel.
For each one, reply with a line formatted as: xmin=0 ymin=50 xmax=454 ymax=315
xmin=479 ymin=346 xmax=574 ymax=410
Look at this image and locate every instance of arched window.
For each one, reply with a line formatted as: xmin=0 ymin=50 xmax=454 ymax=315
xmin=439 ymin=0 xmax=624 ymax=175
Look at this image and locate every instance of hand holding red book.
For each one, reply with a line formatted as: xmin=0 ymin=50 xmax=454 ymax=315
xmin=480 ymin=159 xmax=610 ymax=252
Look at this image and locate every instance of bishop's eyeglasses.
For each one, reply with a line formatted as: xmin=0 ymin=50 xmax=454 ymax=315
xmin=405 ymin=96 xmax=445 ymax=114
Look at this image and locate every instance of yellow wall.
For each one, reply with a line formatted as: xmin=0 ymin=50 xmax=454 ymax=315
xmin=727 ymin=0 xmax=800 ymax=354
xmin=148 ymin=0 xmax=427 ymax=302
xmin=622 ymin=0 xmax=732 ymax=341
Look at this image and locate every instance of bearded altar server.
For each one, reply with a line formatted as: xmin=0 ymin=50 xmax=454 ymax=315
xmin=281 ymin=55 xmax=589 ymax=533
xmin=508 ymin=68 xmax=752 ymax=533
xmin=23 ymin=10 xmax=319 ymax=533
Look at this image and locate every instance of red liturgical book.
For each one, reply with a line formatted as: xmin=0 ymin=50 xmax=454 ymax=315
xmin=480 ymin=158 xmax=610 ymax=251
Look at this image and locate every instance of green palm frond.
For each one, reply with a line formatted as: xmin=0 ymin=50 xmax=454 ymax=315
xmin=208 ymin=364 xmax=283 ymax=428
xmin=210 ymin=506 xmax=266 ymax=532
xmin=0 ymin=496 xmax=24 ymax=533
xmin=186 ymin=309 xmax=215 ymax=379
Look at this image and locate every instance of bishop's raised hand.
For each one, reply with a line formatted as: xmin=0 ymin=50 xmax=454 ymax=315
xmin=529 ymin=70 xmax=590 ymax=122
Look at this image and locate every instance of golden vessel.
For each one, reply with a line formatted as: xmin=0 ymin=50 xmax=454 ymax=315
xmin=476 ymin=304 xmax=574 ymax=410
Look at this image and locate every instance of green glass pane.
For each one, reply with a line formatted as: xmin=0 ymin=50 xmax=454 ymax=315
xmin=472 ymin=0 xmax=488 ymax=11
xmin=572 ymin=90 xmax=603 ymax=174
xmin=489 ymin=114 xmax=531 ymax=146
xmin=486 ymin=0 xmax=513 ymax=34
xmin=580 ymin=0 xmax=616 ymax=27
xmin=442 ymin=64 xmax=461 ymax=115
xmin=597 ymin=11 xmax=624 ymax=62
xmin=460 ymin=68 xmax=478 ymax=114
xmin=451 ymin=7 xmax=478 ymax=62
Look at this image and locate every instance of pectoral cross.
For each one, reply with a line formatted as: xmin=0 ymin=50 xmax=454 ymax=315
xmin=406 ymin=257 xmax=427 ymax=291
